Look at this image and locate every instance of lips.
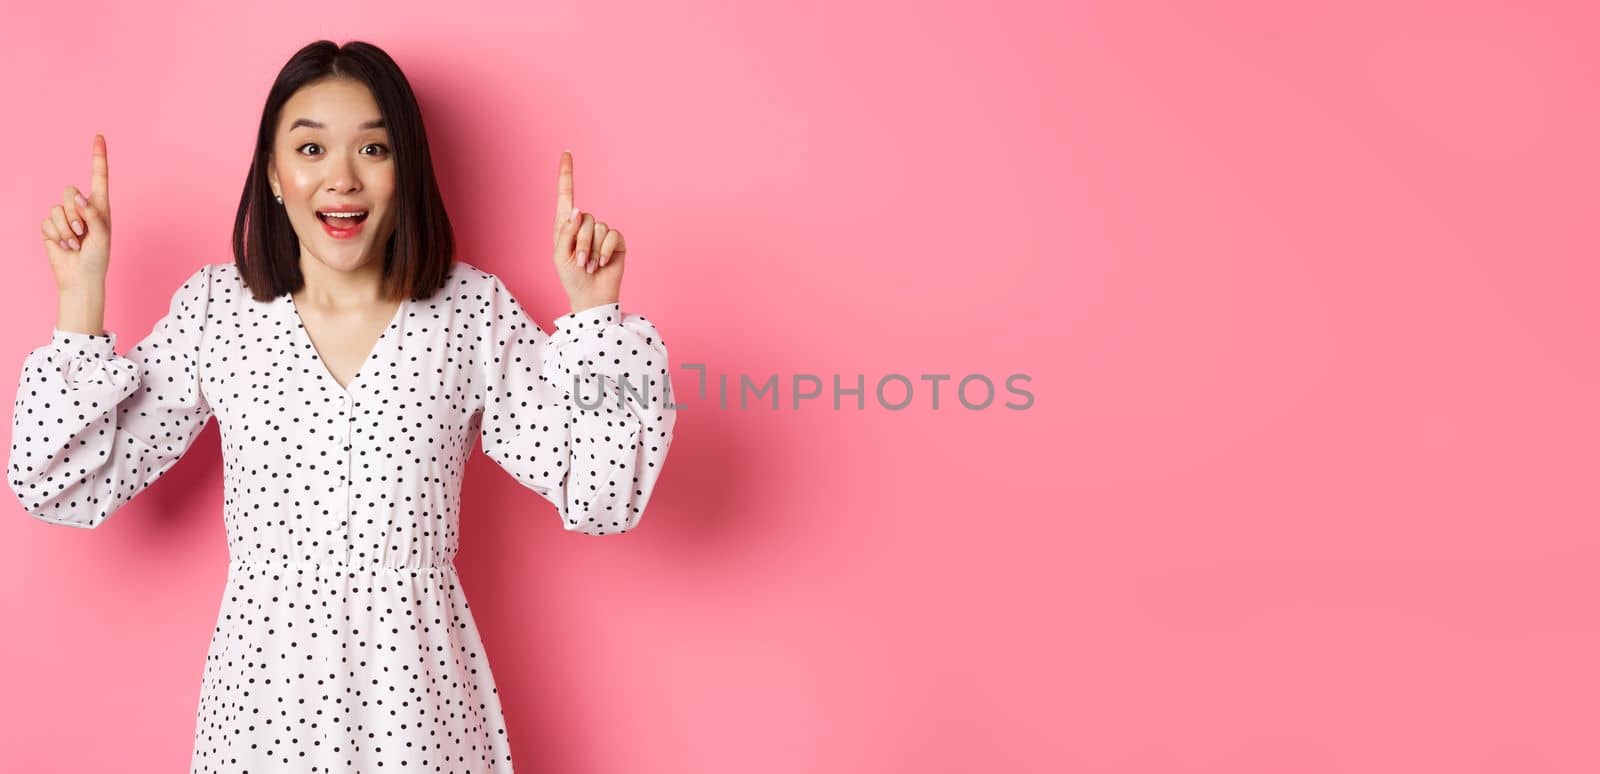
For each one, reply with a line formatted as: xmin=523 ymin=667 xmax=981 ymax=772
xmin=317 ymin=209 xmax=368 ymax=239
xmin=317 ymin=210 xmax=369 ymax=226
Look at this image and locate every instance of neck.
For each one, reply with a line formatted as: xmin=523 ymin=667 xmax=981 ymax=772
xmin=295 ymin=252 xmax=389 ymax=309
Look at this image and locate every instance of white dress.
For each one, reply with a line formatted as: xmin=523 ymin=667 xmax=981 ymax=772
xmin=7 ymin=259 xmax=677 ymax=772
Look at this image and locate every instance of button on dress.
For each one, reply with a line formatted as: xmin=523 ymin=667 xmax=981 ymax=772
xmin=7 ymin=260 xmax=677 ymax=772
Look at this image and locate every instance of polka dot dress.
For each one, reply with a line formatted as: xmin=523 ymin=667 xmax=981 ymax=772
xmin=7 ymin=260 xmax=677 ymax=772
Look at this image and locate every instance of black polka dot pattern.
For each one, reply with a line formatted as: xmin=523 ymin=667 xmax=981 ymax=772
xmin=7 ymin=260 xmax=677 ymax=771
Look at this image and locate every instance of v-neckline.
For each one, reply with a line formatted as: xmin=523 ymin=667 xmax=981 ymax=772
xmin=285 ymin=290 xmax=408 ymax=394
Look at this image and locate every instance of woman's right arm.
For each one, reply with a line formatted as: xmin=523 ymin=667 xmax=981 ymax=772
xmin=10 ymin=135 xmax=215 ymax=528
xmin=8 ymin=265 xmax=216 ymax=528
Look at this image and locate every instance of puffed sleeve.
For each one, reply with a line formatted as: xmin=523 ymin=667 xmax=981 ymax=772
xmin=475 ymin=275 xmax=676 ymax=535
xmin=7 ymin=264 xmax=214 ymax=528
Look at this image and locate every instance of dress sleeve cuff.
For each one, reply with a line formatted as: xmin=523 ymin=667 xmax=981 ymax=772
xmin=553 ymin=302 xmax=621 ymax=335
xmin=51 ymin=327 xmax=118 ymax=361
xmin=550 ymin=302 xmax=622 ymax=382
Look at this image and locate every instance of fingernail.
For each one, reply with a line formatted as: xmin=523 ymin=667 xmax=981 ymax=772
xmin=575 ymin=250 xmax=586 ymax=265
xmin=75 ymin=193 xmax=88 ymax=208
xmin=67 ymin=238 xmax=80 ymax=250
xmin=71 ymin=220 xmax=84 ymax=236
xmin=570 ymin=207 xmax=579 ymax=223
xmin=57 ymin=240 xmax=68 ymax=250
xmin=587 ymin=258 xmax=596 ymax=273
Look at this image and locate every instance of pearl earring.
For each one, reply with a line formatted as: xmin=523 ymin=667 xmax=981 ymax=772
xmin=274 ymin=194 xmax=283 ymax=204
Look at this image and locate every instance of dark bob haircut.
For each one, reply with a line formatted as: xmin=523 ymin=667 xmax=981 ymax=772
xmin=232 ymin=40 xmax=454 ymax=302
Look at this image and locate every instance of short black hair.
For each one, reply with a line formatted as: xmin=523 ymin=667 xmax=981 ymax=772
xmin=232 ymin=40 xmax=454 ymax=302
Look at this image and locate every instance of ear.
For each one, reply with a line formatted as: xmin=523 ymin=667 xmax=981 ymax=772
xmin=267 ymin=154 xmax=280 ymax=197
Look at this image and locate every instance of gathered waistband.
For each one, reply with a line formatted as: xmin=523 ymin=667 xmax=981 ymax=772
xmin=228 ymin=556 xmax=457 ymax=574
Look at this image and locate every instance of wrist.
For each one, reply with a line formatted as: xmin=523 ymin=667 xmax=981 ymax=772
xmin=57 ymin=286 xmax=108 ymax=336
xmin=58 ymin=283 xmax=106 ymax=301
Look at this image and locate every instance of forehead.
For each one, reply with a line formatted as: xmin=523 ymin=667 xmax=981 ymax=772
xmin=276 ymin=78 xmax=384 ymax=132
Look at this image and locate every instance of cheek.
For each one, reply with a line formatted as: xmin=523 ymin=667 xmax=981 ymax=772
xmin=371 ymin=174 xmax=399 ymax=227
xmin=372 ymin=170 xmax=397 ymax=204
xmin=278 ymin=164 xmax=320 ymax=197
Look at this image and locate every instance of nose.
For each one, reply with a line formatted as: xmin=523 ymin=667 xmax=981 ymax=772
xmin=325 ymin=151 xmax=363 ymax=194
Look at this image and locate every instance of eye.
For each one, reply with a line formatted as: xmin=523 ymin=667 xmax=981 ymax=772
xmin=361 ymin=143 xmax=391 ymax=157
xmin=296 ymin=142 xmax=323 ymax=156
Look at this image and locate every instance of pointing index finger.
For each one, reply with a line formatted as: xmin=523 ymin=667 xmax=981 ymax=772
xmin=90 ymin=134 xmax=109 ymax=208
xmin=555 ymin=150 xmax=574 ymax=224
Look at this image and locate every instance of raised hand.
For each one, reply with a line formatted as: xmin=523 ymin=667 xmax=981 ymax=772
xmin=551 ymin=150 xmax=624 ymax=314
xmin=40 ymin=134 xmax=113 ymax=295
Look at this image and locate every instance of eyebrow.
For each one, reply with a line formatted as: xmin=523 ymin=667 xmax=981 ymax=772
xmin=288 ymin=118 xmax=386 ymax=130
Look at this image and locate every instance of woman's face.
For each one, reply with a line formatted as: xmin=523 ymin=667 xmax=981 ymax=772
xmin=268 ymin=77 xmax=397 ymax=275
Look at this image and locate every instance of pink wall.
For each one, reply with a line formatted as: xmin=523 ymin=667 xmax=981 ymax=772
xmin=3 ymin=1 xmax=1597 ymax=771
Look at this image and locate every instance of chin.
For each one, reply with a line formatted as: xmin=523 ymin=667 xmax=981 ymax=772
xmin=304 ymin=243 xmax=383 ymax=273
xmin=296 ymin=213 xmax=392 ymax=272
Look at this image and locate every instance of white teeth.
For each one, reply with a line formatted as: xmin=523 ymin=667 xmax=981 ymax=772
xmin=322 ymin=211 xmax=365 ymax=219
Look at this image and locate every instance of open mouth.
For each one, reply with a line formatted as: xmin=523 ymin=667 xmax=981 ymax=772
xmin=317 ymin=209 xmax=369 ymax=239
xmin=316 ymin=210 xmax=369 ymax=226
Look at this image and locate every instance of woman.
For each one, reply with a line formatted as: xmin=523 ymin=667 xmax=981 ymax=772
xmin=13 ymin=40 xmax=676 ymax=771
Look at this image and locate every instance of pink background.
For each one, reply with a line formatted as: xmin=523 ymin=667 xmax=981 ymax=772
xmin=2 ymin=1 xmax=1596 ymax=771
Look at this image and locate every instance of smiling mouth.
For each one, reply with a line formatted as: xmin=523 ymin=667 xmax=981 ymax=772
xmin=317 ymin=210 xmax=369 ymax=226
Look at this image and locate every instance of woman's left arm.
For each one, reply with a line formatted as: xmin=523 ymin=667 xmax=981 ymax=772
xmin=476 ymin=276 xmax=676 ymax=535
